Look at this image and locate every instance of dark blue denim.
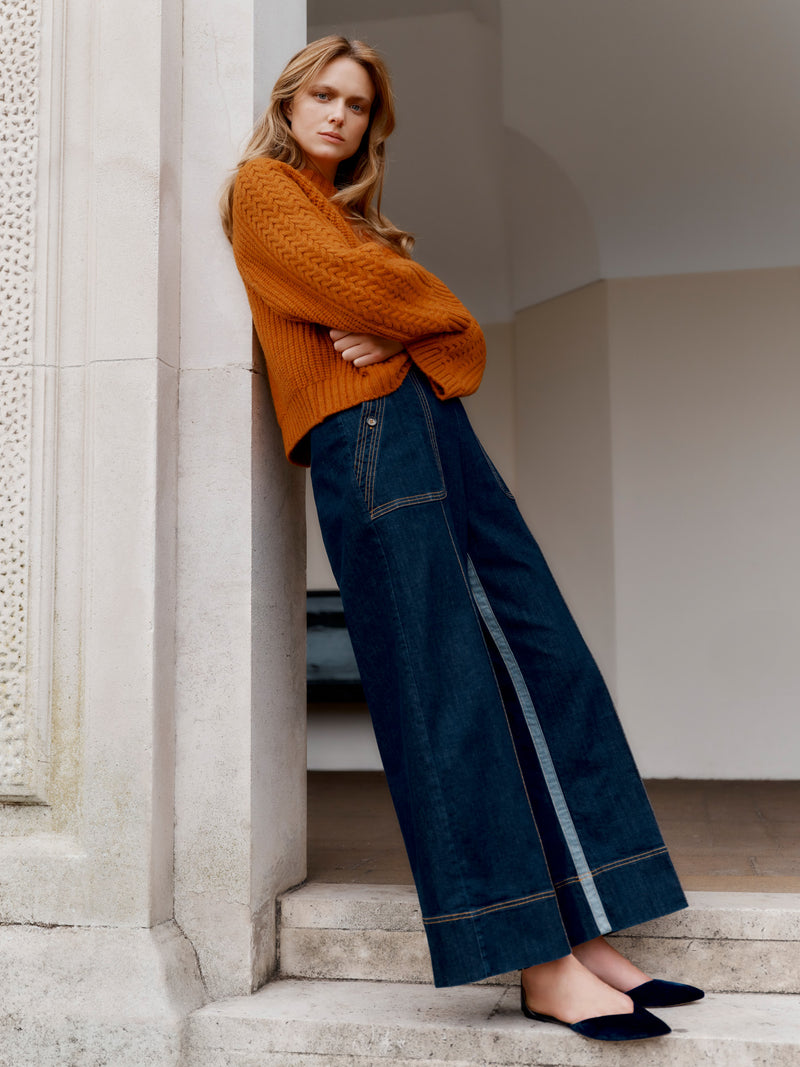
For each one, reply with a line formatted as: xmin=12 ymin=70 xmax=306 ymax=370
xmin=309 ymin=367 xmax=687 ymax=988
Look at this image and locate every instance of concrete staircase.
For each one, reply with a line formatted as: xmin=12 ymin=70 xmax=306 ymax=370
xmin=182 ymin=885 xmax=800 ymax=1065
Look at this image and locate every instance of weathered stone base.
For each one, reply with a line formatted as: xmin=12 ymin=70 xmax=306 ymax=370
xmin=4 ymin=897 xmax=800 ymax=1065
xmin=185 ymin=979 xmax=800 ymax=1067
xmin=0 ymin=921 xmax=207 ymax=1067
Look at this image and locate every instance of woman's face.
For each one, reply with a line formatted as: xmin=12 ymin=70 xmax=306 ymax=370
xmin=286 ymin=56 xmax=375 ymax=182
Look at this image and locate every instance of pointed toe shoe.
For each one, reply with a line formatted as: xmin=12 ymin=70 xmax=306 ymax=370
xmin=626 ymin=978 xmax=705 ymax=1008
xmin=520 ymin=982 xmax=671 ymax=1041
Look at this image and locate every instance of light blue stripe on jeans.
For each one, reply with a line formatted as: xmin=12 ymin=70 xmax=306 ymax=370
xmin=467 ymin=558 xmax=612 ymax=936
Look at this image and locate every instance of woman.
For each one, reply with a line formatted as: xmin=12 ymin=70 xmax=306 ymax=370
xmin=221 ymin=35 xmax=702 ymax=1042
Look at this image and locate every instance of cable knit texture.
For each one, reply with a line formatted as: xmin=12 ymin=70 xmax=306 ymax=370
xmin=232 ymin=157 xmax=486 ymax=463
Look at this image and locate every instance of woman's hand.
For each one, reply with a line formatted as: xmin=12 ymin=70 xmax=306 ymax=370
xmin=330 ymin=329 xmax=405 ymax=368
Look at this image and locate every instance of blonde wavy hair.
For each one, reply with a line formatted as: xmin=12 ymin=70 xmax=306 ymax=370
xmin=219 ymin=36 xmax=413 ymax=257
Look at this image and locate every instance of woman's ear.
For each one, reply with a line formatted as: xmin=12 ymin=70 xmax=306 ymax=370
xmin=283 ymin=99 xmax=293 ymax=121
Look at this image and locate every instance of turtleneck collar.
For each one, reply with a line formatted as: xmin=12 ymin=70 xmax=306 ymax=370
xmin=299 ymin=166 xmax=338 ymax=199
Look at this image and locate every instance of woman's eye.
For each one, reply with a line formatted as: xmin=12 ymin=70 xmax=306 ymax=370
xmin=314 ymin=92 xmax=329 ymax=101
xmin=350 ymin=103 xmax=364 ymax=113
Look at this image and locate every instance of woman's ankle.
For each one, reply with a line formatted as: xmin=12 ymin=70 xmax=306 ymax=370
xmin=571 ymin=936 xmax=650 ymax=992
xmin=521 ymin=953 xmax=633 ymax=1024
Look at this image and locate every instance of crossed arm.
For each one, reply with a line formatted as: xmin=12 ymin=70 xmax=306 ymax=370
xmin=233 ymin=160 xmax=485 ymax=391
xmin=329 ymin=328 xmax=405 ymax=367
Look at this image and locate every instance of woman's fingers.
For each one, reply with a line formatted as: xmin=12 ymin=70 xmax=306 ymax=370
xmin=334 ymin=337 xmax=372 ymax=360
xmin=351 ymin=347 xmax=401 ymax=367
xmin=329 ymin=330 xmax=404 ymax=367
xmin=330 ymin=330 xmax=371 ymax=356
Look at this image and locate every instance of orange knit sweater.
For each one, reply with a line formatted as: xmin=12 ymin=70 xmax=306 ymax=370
xmin=231 ymin=157 xmax=486 ymax=463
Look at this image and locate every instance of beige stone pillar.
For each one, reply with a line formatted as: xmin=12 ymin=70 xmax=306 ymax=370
xmin=0 ymin=0 xmax=181 ymax=925
xmin=174 ymin=0 xmax=308 ymax=1000
xmin=0 ymin=0 xmax=204 ymax=1060
xmin=0 ymin=0 xmax=307 ymax=1058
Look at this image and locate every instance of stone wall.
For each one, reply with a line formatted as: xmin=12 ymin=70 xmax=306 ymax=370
xmin=0 ymin=0 xmax=307 ymax=1060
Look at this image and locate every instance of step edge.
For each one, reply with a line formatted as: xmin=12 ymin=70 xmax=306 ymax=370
xmin=280 ymin=885 xmax=800 ymax=941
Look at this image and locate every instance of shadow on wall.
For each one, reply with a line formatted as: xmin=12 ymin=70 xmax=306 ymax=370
xmin=503 ymin=127 xmax=600 ymax=311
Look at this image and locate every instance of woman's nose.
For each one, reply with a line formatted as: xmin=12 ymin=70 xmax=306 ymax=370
xmin=328 ymin=101 xmax=346 ymax=125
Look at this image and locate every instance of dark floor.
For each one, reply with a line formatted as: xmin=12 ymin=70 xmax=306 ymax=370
xmin=308 ymin=772 xmax=800 ymax=892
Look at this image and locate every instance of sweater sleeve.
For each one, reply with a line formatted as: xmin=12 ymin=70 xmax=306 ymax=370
xmin=232 ymin=160 xmax=476 ymax=344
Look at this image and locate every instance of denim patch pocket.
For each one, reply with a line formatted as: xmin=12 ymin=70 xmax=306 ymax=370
xmin=354 ymin=375 xmax=447 ymax=520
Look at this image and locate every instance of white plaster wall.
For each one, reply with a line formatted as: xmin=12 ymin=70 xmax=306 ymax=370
xmin=513 ymin=285 xmax=616 ymax=690
xmin=313 ymin=3 xmax=800 ymax=309
xmin=503 ymin=127 xmax=600 ymax=310
xmin=608 ymin=268 xmax=800 ymax=778
xmin=501 ymin=0 xmax=800 ymax=281
xmin=513 ymin=269 xmax=800 ymax=779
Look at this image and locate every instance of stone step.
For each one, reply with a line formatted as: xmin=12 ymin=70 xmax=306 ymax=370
xmin=279 ymin=883 xmax=800 ymax=994
xmin=184 ymin=978 xmax=800 ymax=1066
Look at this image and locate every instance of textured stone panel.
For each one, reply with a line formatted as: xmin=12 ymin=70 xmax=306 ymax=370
xmin=0 ymin=0 xmax=40 ymax=794
xmin=0 ymin=0 xmax=39 ymax=369
xmin=0 ymin=368 xmax=32 ymax=788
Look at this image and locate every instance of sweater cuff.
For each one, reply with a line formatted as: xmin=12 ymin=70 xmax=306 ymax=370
xmin=405 ymin=319 xmax=486 ymax=399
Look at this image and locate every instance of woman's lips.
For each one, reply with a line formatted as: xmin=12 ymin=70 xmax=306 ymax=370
xmin=319 ymin=131 xmax=344 ymax=142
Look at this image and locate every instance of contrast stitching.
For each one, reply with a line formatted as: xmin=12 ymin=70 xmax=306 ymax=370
xmin=435 ymin=501 xmax=469 ymax=590
xmin=365 ymin=375 xmax=447 ymax=520
xmin=370 ymin=489 xmax=447 ymax=520
xmin=364 ymin=395 xmax=384 ymax=512
xmin=466 ymin=558 xmax=613 ymax=937
xmin=553 ymin=846 xmax=670 ymax=889
xmin=423 ymin=889 xmax=557 ymax=926
xmin=409 ymin=372 xmax=446 ymax=482
xmin=353 ymin=403 xmax=372 ymax=483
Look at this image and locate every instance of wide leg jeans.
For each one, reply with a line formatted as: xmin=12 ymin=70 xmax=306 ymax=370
xmin=309 ymin=367 xmax=688 ymax=988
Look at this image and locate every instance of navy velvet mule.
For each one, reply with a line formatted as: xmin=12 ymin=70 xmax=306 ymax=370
xmin=520 ymin=981 xmax=671 ymax=1041
xmin=626 ymin=979 xmax=705 ymax=1007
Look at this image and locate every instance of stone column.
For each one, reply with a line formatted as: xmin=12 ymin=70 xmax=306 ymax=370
xmin=0 ymin=0 xmax=307 ymax=1057
xmin=0 ymin=0 xmax=204 ymax=1059
xmin=175 ymin=0 xmax=307 ymax=1000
